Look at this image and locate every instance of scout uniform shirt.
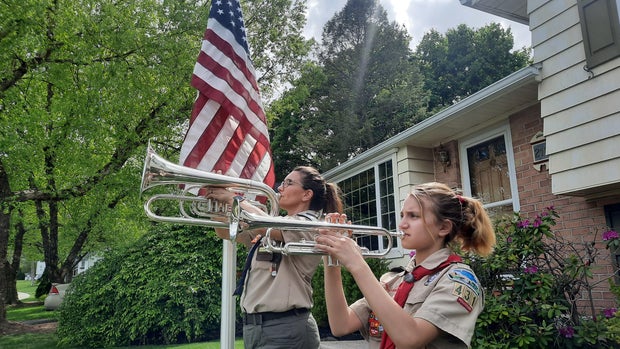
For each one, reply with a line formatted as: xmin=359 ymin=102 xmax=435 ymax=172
xmin=240 ymin=210 xmax=322 ymax=314
xmin=350 ymin=248 xmax=484 ymax=349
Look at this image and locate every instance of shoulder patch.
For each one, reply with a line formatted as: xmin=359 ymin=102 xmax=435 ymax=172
xmin=452 ymin=282 xmax=478 ymax=312
xmin=448 ymin=268 xmax=481 ymax=295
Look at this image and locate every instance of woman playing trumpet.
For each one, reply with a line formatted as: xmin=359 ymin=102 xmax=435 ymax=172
xmin=207 ymin=166 xmax=343 ymax=349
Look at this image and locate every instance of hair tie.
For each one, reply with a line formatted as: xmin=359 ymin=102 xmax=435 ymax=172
xmin=456 ymin=195 xmax=466 ymax=204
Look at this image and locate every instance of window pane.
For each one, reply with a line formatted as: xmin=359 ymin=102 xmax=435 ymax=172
xmin=338 ymin=160 xmax=396 ymax=252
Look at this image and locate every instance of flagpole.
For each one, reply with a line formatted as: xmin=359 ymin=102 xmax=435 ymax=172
xmin=221 ymin=239 xmax=236 ymax=349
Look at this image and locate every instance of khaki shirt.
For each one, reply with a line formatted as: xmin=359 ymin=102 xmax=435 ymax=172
xmin=241 ymin=210 xmax=322 ymax=314
xmin=351 ymin=248 xmax=484 ymax=349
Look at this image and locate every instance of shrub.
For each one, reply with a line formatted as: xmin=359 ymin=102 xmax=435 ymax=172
xmin=56 ymin=224 xmax=245 ymax=347
xmin=467 ymin=207 xmax=620 ymax=348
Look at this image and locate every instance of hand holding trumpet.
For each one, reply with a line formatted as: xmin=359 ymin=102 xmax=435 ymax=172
xmin=314 ymin=213 xmax=365 ymax=269
xmin=204 ymin=186 xmax=236 ymax=205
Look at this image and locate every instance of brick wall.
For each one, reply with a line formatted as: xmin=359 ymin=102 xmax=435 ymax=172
xmin=510 ymin=103 xmax=619 ymax=312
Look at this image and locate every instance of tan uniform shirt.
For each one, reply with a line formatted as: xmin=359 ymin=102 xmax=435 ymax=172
xmin=350 ymin=248 xmax=484 ymax=349
xmin=241 ymin=210 xmax=322 ymax=314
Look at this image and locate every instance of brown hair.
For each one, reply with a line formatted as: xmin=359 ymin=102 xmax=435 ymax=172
xmin=410 ymin=182 xmax=496 ymax=257
xmin=293 ymin=166 xmax=343 ymax=214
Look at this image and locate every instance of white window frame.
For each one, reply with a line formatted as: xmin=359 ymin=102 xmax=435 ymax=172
xmin=330 ymin=153 xmax=403 ymax=258
xmin=459 ymin=125 xmax=521 ymax=212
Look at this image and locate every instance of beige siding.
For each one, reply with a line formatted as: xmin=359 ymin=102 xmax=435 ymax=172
xmin=533 ymin=22 xmax=582 ymax=64
xmin=396 ymin=146 xmax=434 ymax=203
xmin=543 ymin=89 xmax=620 ymax=134
xmin=532 ymin=0 xmax=620 ymax=195
xmin=552 ymin=158 xmax=620 ymax=195
xmin=548 ymin=132 xmax=620 ymax=172
xmin=536 ymin=44 xmax=584 ymax=81
xmin=540 ymin=66 xmax=620 ymax=117
xmin=529 ymin=0 xmax=574 ymax=33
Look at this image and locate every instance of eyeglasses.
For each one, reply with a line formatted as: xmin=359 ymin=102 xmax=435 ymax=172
xmin=279 ymin=178 xmax=303 ymax=189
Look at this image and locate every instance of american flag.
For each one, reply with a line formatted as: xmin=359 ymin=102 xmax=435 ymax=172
xmin=180 ymin=0 xmax=275 ymax=188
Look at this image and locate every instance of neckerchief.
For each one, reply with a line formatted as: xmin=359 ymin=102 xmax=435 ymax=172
xmin=379 ymin=254 xmax=463 ymax=349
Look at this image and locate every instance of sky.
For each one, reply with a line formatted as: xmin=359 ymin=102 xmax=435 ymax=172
xmin=303 ymin=0 xmax=531 ymax=51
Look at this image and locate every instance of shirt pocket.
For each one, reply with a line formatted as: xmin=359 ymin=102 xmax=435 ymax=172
xmin=404 ymin=286 xmax=432 ymax=313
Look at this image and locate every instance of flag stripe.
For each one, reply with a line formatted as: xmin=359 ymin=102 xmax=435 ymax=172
xmin=185 ymin=79 xmax=272 ymax=172
xmin=191 ymin=55 xmax=267 ymax=135
xmin=202 ymin=22 xmax=261 ymax=97
xmin=179 ymin=0 xmax=275 ymax=188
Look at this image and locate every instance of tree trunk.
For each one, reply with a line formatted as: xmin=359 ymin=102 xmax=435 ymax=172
xmin=4 ymin=261 xmax=18 ymax=305
xmin=0 ymin=159 xmax=12 ymax=323
xmin=4 ymin=213 xmax=27 ymax=304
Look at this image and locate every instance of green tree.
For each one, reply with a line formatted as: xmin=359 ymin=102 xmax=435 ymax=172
xmin=415 ymin=23 xmax=531 ymax=113
xmin=314 ymin=0 xmax=428 ymax=169
xmin=270 ymin=0 xmax=428 ymax=173
xmin=268 ymin=62 xmax=328 ymax=179
xmin=0 ymin=0 xmax=310 ymax=326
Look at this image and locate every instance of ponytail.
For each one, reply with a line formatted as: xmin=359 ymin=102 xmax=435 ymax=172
xmin=294 ymin=166 xmax=344 ymax=214
xmin=410 ymin=182 xmax=496 ymax=257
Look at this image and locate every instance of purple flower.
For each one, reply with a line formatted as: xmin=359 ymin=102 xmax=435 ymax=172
xmin=506 ymin=236 xmax=513 ymax=243
xmin=559 ymin=326 xmax=574 ymax=338
xmin=604 ymin=308 xmax=617 ymax=318
xmin=533 ymin=218 xmax=542 ymax=228
xmin=409 ymin=250 xmax=416 ymax=258
xmin=524 ymin=265 xmax=538 ymax=274
xmin=518 ymin=220 xmax=530 ymax=228
xmin=603 ymin=230 xmax=619 ymax=241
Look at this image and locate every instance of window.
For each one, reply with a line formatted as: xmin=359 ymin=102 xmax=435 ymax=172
xmin=460 ymin=126 xmax=520 ymax=218
xmin=578 ymin=0 xmax=620 ymax=68
xmin=337 ymin=159 xmax=401 ymax=257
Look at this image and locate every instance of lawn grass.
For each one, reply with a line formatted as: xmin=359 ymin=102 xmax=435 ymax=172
xmin=0 ymin=333 xmax=59 ymax=349
xmin=5 ymin=303 xmax=58 ymax=322
xmin=0 ymin=333 xmax=243 ymax=349
xmin=1 ymin=280 xmax=245 ymax=348
xmin=16 ymin=280 xmax=40 ymax=302
xmin=7 ymin=280 xmax=53 ymax=322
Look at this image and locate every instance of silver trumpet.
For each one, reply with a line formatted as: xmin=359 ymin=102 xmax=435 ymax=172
xmin=140 ymin=145 xmax=402 ymax=256
xmin=230 ymin=199 xmax=403 ymax=258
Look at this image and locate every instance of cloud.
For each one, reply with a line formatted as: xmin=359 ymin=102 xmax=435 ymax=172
xmin=304 ymin=0 xmax=531 ymax=50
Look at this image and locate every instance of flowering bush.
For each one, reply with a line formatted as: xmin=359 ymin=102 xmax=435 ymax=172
xmin=466 ymin=207 xmax=620 ymax=348
xmin=604 ymin=229 xmax=620 ymax=251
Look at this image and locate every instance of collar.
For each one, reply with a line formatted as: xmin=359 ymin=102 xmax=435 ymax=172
xmin=293 ymin=210 xmax=322 ymax=221
xmin=413 ymin=248 xmax=454 ymax=270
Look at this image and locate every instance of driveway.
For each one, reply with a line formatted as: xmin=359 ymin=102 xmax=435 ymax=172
xmin=18 ymin=292 xmax=29 ymax=300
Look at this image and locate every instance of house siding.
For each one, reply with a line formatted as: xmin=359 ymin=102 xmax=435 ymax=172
xmin=530 ymin=0 xmax=620 ymax=196
xmin=396 ymin=146 xmax=434 ymax=203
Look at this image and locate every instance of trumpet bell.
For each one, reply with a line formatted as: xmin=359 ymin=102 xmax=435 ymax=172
xmin=140 ymin=145 xmax=280 ymax=238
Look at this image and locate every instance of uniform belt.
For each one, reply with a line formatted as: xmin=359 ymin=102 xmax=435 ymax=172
xmin=243 ymin=308 xmax=309 ymax=325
